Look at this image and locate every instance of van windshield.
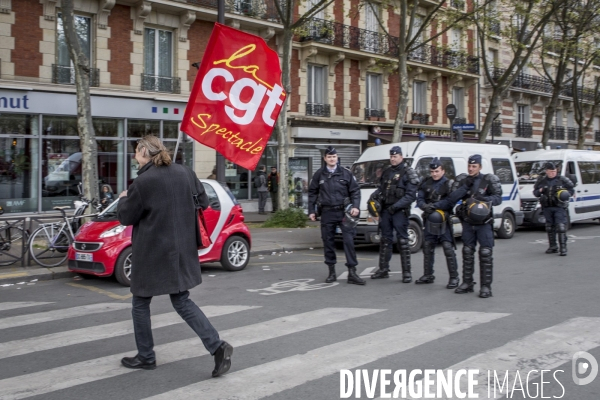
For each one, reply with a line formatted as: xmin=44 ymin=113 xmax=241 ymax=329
xmin=351 ymin=158 xmax=413 ymax=188
xmin=514 ymin=160 xmax=562 ymax=183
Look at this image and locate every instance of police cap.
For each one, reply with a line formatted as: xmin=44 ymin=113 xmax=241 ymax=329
xmin=544 ymin=162 xmax=557 ymax=170
xmin=429 ymin=157 xmax=442 ymax=169
xmin=390 ymin=146 xmax=402 ymax=155
xmin=468 ymin=154 xmax=482 ymax=165
xmin=324 ymin=146 xmax=337 ymax=155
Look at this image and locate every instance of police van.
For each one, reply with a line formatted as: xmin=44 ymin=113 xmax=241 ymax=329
xmin=513 ymin=149 xmax=600 ymax=226
xmin=348 ymin=141 xmax=524 ymax=252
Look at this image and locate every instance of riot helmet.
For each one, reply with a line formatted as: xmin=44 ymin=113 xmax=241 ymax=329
xmin=426 ymin=209 xmax=446 ymax=235
xmin=341 ymin=203 xmax=359 ymax=228
xmin=367 ymin=197 xmax=381 ymax=218
xmin=556 ymin=189 xmax=570 ymax=204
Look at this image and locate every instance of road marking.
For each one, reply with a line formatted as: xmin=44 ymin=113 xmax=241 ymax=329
xmin=0 ymin=303 xmax=130 ymax=331
xmin=338 ymin=267 xmax=376 ymax=280
xmin=0 ymin=307 xmax=384 ymax=399
xmin=0 ymin=272 xmax=28 ymax=280
xmin=253 ymin=260 xmax=322 ymax=265
xmin=247 ymin=279 xmax=338 ymax=295
xmin=0 ymin=302 xmax=53 ymax=312
xmin=0 ymin=305 xmax=258 ymax=360
xmin=394 ymin=316 xmax=600 ymax=400
xmin=143 ymin=311 xmax=509 ymax=400
xmin=66 ymin=282 xmax=133 ymax=300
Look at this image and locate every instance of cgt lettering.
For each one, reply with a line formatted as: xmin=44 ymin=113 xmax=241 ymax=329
xmin=201 ymin=68 xmax=283 ymax=127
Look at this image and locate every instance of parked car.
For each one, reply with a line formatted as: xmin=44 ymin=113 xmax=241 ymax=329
xmin=68 ymin=179 xmax=251 ymax=286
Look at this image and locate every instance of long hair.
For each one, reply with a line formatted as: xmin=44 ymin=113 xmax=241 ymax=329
xmin=137 ymin=135 xmax=172 ymax=167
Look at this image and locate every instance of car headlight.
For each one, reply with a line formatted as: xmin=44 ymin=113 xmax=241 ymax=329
xmin=100 ymin=225 xmax=126 ymax=238
xmin=366 ymin=215 xmax=379 ymax=225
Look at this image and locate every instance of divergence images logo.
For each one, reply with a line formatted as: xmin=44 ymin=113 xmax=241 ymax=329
xmin=572 ymin=351 xmax=598 ymax=386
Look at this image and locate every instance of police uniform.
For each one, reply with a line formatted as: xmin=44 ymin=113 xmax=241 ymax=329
xmin=533 ymin=163 xmax=574 ymax=256
xmin=370 ymin=146 xmax=419 ymax=283
xmin=445 ymin=154 xmax=502 ymax=298
xmin=308 ymin=146 xmax=365 ymax=285
xmin=415 ymin=158 xmax=459 ymax=289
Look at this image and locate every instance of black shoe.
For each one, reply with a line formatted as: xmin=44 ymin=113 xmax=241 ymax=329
xmin=325 ymin=265 xmax=336 ymax=283
xmin=455 ymin=282 xmax=475 ymax=294
xmin=479 ymin=285 xmax=493 ymax=298
xmin=415 ymin=275 xmax=435 ymax=284
xmin=545 ymin=247 xmax=558 ymax=254
xmin=560 ymin=249 xmax=567 ymax=256
xmin=371 ymin=269 xmax=390 ymax=279
xmin=121 ymin=355 xmax=156 ymax=370
xmin=402 ymin=272 xmax=412 ymax=283
xmin=446 ymin=277 xmax=460 ymax=289
xmin=347 ymin=268 xmax=366 ymax=285
xmin=212 ymin=341 xmax=233 ymax=377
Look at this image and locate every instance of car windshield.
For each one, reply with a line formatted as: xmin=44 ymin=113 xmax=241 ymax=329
xmin=514 ymin=160 xmax=563 ymax=183
xmin=219 ymin=182 xmax=239 ymax=205
xmin=97 ymin=198 xmax=119 ymax=218
xmin=351 ymin=158 xmax=413 ymax=187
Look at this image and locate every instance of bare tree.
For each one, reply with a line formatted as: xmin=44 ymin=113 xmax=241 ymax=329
xmin=60 ymin=0 xmax=99 ymax=203
xmin=571 ymin=46 xmax=600 ymax=148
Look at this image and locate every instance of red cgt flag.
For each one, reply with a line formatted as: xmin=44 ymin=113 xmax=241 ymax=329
xmin=181 ymin=23 xmax=285 ymax=171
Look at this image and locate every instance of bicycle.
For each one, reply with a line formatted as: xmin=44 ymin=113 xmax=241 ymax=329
xmin=0 ymin=206 xmax=29 ymax=266
xmin=28 ymin=197 xmax=101 ymax=267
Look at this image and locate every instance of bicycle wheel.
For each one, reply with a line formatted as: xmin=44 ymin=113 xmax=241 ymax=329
xmin=0 ymin=226 xmax=27 ymax=266
xmin=29 ymin=225 xmax=71 ymax=267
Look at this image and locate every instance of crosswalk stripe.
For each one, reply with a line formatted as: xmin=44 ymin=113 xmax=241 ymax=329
xmin=0 ymin=302 xmax=54 ymax=312
xmin=0 ymin=305 xmax=259 ymax=360
xmin=398 ymin=317 xmax=600 ymax=400
xmin=143 ymin=311 xmax=510 ymax=400
xmin=0 ymin=303 xmax=131 ymax=331
xmin=0 ymin=307 xmax=384 ymax=400
xmin=338 ymin=267 xmax=375 ymax=280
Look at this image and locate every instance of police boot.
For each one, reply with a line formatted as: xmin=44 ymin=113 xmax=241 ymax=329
xmin=371 ymin=238 xmax=392 ymax=279
xmin=478 ymin=247 xmax=493 ymax=298
xmin=557 ymin=223 xmax=568 ymax=256
xmin=325 ymin=264 xmax=336 ymax=283
xmin=545 ymin=224 xmax=558 ymax=254
xmin=455 ymin=246 xmax=476 ymax=294
xmin=415 ymin=241 xmax=435 ymax=284
xmin=398 ymin=238 xmax=412 ymax=283
xmin=347 ymin=267 xmax=366 ymax=286
xmin=442 ymin=241 xmax=459 ymax=289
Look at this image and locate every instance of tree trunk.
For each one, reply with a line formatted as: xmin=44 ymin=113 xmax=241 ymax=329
xmin=277 ymin=27 xmax=293 ymax=211
xmin=61 ymin=0 xmax=99 ymax=204
xmin=392 ymin=57 xmax=408 ymax=143
xmin=541 ymin=93 xmax=561 ymax=148
xmin=577 ymin=126 xmax=586 ymax=149
xmin=479 ymin=92 xmax=502 ymax=143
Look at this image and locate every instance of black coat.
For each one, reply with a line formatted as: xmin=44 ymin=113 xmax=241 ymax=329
xmin=308 ymin=165 xmax=360 ymax=214
xmin=117 ymin=162 xmax=209 ymax=297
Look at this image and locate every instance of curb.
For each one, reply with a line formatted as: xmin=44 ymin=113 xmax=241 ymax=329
xmin=0 ymin=266 xmax=74 ymax=286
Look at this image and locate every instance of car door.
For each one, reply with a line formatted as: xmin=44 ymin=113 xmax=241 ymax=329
xmin=200 ymin=182 xmax=221 ymax=236
xmin=575 ymin=160 xmax=600 ymax=219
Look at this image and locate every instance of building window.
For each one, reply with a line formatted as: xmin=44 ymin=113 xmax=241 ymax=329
xmin=452 ymin=87 xmax=465 ymax=119
xmin=413 ymin=80 xmax=426 ymax=114
xmin=450 ymin=28 xmax=462 ymax=51
xmin=366 ymin=73 xmax=383 ymax=118
xmin=365 ymin=3 xmax=379 ymax=32
xmin=518 ymin=105 xmax=529 ymax=123
xmin=306 ymin=64 xmax=329 ymax=116
xmin=143 ymin=28 xmax=180 ymax=93
xmin=516 ymin=105 xmax=532 ymax=138
xmin=55 ymin=15 xmax=95 ymax=85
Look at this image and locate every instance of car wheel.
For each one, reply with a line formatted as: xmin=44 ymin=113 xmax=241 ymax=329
xmin=407 ymin=220 xmax=423 ymax=253
xmin=497 ymin=212 xmax=515 ymax=239
xmin=221 ymin=236 xmax=250 ymax=271
xmin=114 ymin=247 xmax=132 ymax=287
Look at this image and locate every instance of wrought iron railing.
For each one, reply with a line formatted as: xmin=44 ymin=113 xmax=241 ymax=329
xmin=516 ymin=122 xmax=532 ymax=138
xmin=408 ymin=44 xmax=479 ymax=74
xmin=567 ymin=127 xmax=577 ymax=141
xmin=560 ymin=85 xmax=596 ymax=102
xmin=549 ymin=126 xmax=565 ymax=140
xmin=450 ymin=0 xmax=465 ymax=9
xmin=595 ymin=130 xmax=600 ymax=142
xmin=411 ymin=113 xmax=429 ymax=124
xmin=141 ymin=74 xmax=181 ymax=94
xmin=490 ymin=20 xmax=501 ymax=36
xmin=491 ymin=120 xmax=502 ymax=137
xmin=305 ymin=103 xmax=330 ymax=117
xmin=365 ymin=108 xmax=385 ymax=119
xmin=183 ymin=0 xmax=280 ymax=22
xmin=52 ymin=64 xmax=100 ymax=86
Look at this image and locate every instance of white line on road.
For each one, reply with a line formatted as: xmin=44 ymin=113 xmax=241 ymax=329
xmin=0 ymin=305 xmax=259 ymax=360
xmin=143 ymin=311 xmax=510 ymax=400
xmin=0 ymin=302 xmax=54 ymax=312
xmin=0 ymin=307 xmax=384 ymax=399
xmin=338 ymin=267 xmax=376 ymax=280
xmin=0 ymin=303 xmax=131 ymax=331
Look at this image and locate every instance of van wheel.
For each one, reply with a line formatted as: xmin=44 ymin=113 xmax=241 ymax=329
xmin=221 ymin=236 xmax=250 ymax=271
xmin=407 ymin=220 xmax=423 ymax=253
xmin=497 ymin=212 xmax=515 ymax=239
xmin=114 ymin=247 xmax=132 ymax=287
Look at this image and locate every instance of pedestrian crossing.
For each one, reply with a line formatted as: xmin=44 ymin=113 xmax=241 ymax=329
xmin=0 ymin=301 xmax=598 ymax=400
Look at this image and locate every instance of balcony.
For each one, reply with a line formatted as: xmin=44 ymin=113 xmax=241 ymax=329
xmin=365 ymin=108 xmax=385 ymax=120
xmin=560 ymin=86 xmax=596 ymax=102
xmin=595 ymin=130 xmax=600 ymax=142
xmin=516 ymin=122 xmax=532 ymax=138
xmin=408 ymin=44 xmax=479 ymax=74
xmin=568 ymin=127 xmax=577 ymax=141
xmin=490 ymin=20 xmax=501 ymax=36
xmin=450 ymin=0 xmax=465 ymax=9
xmin=410 ymin=113 xmax=430 ymax=124
xmin=305 ymin=102 xmax=330 ymax=117
xmin=183 ymin=0 xmax=280 ymax=22
xmin=491 ymin=120 xmax=502 ymax=137
xmin=549 ymin=126 xmax=565 ymax=140
xmin=141 ymin=74 xmax=181 ymax=94
xmin=52 ymin=64 xmax=100 ymax=87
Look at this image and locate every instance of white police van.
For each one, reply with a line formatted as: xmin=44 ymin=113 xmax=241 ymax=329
xmin=513 ymin=149 xmax=600 ymax=226
xmin=349 ymin=141 xmax=524 ymax=252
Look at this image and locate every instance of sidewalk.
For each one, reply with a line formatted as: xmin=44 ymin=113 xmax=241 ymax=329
xmin=0 ymin=212 xmax=323 ymax=285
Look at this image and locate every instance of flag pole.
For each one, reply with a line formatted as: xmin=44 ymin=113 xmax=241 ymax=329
xmin=215 ymin=0 xmax=226 ymax=182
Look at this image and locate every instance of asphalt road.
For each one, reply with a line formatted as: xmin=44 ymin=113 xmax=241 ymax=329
xmin=0 ymin=222 xmax=599 ymax=400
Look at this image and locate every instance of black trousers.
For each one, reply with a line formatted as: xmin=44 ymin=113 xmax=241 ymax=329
xmin=543 ymin=207 xmax=567 ymax=225
xmin=320 ymin=209 xmax=358 ymax=268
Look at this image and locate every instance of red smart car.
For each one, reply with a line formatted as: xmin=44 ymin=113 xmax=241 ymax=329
xmin=68 ymin=179 xmax=251 ymax=286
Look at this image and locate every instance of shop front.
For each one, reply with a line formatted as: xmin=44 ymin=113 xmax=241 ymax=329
xmin=0 ymin=90 xmax=192 ymax=214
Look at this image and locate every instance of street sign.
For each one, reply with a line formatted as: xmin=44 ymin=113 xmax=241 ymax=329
xmin=445 ymin=104 xmax=457 ymax=120
xmin=452 ymin=123 xmax=476 ymax=130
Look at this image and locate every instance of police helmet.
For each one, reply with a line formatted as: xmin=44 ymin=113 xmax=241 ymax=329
xmin=367 ymin=198 xmax=381 ymax=218
xmin=0 ymin=205 xmax=3 ymax=216
xmin=466 ymin=199 xmax=491 ymax=224
xmin=556 ymin=189 xmax=570 ymax=203
xmin=341 ymin=203 xmax=359 ymax=228
xmin=426 ymin=210 xmax=446 ymax=235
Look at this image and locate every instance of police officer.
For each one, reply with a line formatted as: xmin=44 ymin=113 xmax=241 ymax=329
xmin=415 ymin=158 xmax=459 ymax=289
xmin=533 ymin=162 xmax=574 ymax=256
xmin=308 ymin=146 xmax=365 ymax=285
xmin=370 ymin=146 xmax=419 ymax=283
xmin=445 ymin=154 xmax=502 ymax=298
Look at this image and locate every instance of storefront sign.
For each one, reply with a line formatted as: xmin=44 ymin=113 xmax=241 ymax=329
xmin=291 ymin=127 xmax=368 ymax=140
xmin=181 ymin=24 xmax=285 ymax=171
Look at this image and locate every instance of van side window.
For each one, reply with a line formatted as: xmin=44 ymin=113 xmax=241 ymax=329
xmin=567 ymin=161 xmax=576 ymax=175
xmin=414 ymin=157 xmax=456 ymax=180
xmin=577 ymin=162 xmax=599 ymax=184
xmin=491 ymin=158 xmax=515 ymax=184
